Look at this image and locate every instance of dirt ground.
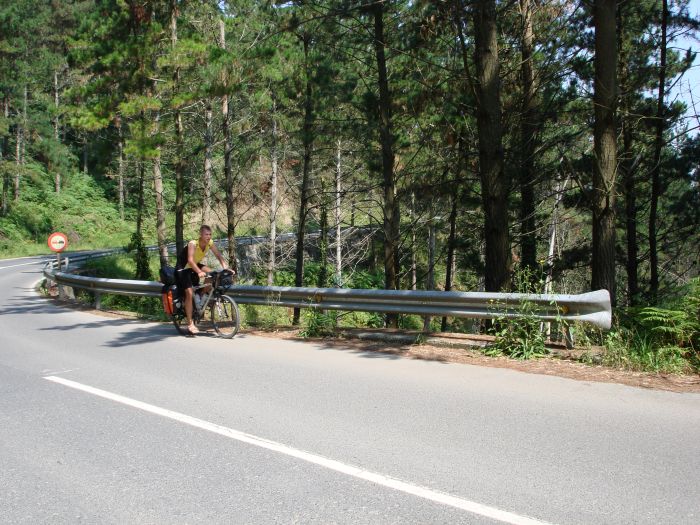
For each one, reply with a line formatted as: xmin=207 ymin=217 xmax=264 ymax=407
xmin=46 ymin=296 xmax=700 ymax=394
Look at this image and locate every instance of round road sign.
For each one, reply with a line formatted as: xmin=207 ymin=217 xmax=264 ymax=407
xmin=48 ymin=232 xmax=68 ymax=252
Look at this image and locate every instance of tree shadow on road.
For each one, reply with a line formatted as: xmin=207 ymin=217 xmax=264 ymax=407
xmin=34 ymin=305 xmax=229 ymax=348
xmin=246 ymin=329 xmax=451 ymax=364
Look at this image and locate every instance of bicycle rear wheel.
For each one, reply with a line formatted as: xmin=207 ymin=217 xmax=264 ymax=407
xmin=172 ymin=311 xmax=190 ymax=336
xmin=211 ymin=295 xmax=240 ymax=338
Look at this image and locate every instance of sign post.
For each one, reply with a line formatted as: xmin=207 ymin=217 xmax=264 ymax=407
xmin=47 ymin=232 xmax=69 ymax=299
xmin=48 ymin=232 xmax=68 ymax=270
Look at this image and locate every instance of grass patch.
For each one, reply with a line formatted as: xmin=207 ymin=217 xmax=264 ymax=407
xmin=600 ymin=279 xmax=700 ymax=374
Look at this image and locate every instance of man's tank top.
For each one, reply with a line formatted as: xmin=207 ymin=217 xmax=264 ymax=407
xmin=176 ymin=239 xmax=213 ymax=269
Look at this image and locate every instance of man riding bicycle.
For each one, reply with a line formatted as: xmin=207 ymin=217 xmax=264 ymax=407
xmin=175 ymin=225 xmax=230 ymax=335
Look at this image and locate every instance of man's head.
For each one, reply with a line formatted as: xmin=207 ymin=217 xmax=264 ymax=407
xmin=199 ymin=225 xmax=212 ymax=243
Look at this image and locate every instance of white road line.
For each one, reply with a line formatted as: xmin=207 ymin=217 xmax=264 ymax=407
xmin=44 ymin=375 xmax=553 ymax=525
xmin=0 ymin=260 xmax=46 ymax=270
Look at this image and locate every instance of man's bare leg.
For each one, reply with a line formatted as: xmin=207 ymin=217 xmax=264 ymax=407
xmin=183 ymin=287 xmax=198 ymax=334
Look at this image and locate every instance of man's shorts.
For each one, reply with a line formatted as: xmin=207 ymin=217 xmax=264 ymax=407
xmin=175 ymin=264 xmax=204 ymax=291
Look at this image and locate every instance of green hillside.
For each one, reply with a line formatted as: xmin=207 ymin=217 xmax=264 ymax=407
xmin=0 ymin=165 xmax=132 ymax=258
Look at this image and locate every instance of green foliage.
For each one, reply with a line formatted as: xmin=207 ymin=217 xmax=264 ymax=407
xmin=253 ymin=265 xmax=385 ymax=290
xmin=127 ymin=229 xmax=151 ymax=281
xmin=0 ymin=169 xmax=131 ymax=257
xmin=94 ymin=293 xmax=163 ymax=320
xmin=488 ymin=313 xmax=549 ymax=360
xmin=636 ymin=279 xmax=700 ymax=352
xmin=80 ymin=253 xmax=164 ymax=318
xmin=603 ymin=329 xmax=692 ymax=374
xmin=487 ymin=266 xmax=551 ymax=360
xmin=336 ymin=311 xmax=385 ymax=329
xmin=398 ymin=314 xmax=423 ymax=331
xmin=299 ymin=308 xmax=338 ymax=338
xmin=242 ymin=304 xmax=292 ymax=330
xmin=637 ymin=307 xmax=697 ymax=349
xmin=346 ymin=270 xmax=384 ymax=290
xmin=602 ymin=278 xmax=700 ymax=373
xmin=84 ymin=253 xmax=138 ymax=279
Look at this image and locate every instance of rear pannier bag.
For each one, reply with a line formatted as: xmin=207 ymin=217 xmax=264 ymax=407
xmin=159 ymin=265 xmax=176 ymax=286
xmin=162 ymin=289 xmax=175 ymax=316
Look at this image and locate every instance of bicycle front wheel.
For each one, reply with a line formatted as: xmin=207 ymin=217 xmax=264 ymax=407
xmin=211 ymin=295 xmax=240 ymax=338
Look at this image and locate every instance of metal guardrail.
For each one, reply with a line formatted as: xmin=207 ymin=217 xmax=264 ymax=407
xmin=43 ymin=260 xmax=612 ymax=330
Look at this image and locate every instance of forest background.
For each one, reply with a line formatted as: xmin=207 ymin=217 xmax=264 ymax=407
xmin=1 ymin=0 xmax=699 ymax=370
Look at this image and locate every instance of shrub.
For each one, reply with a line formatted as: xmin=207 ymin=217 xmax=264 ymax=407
xmin=603 ymin=328 xmax=691 ymax=374
xmin=487 ymin=266 xmax=551 ymax=360
xmin=242 ymin=303 xmax=292 ymax=329
xmin=299 ymin=308 xmax=338 ymax=338
xmin=603 ymin=278 xmax=700 ymax=374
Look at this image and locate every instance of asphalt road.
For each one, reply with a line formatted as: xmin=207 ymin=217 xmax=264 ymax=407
xmin=1 ymin=255 xmax=699 ymax=524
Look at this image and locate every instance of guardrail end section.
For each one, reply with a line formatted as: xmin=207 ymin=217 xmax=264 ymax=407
xmin=583 ymin=289 xmax=612 ymax=330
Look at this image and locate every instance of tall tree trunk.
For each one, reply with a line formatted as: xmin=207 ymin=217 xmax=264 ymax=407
xmin=474 ymin=0 xmax=510 ymax=292
xmin=543 ymin=178 xmax=568 ymax=338
xmin=2 ymin=97 xmax=8 ymax=214
xmin=133 ymin=113 xmax=150 ymax=281
xmin=14 ymin=86 xmax=28 ymax=202
xmin=544 ymin=178 xmax=568 ymax=296
xmin=203 ymin=99 xmax=213 ymax=226
xmin=518 ymin=0 xmax=537 ymax=272
xmin=116 ymin=117 xmax=125 ymax=221
xmin=54 ymin=70 xmax=61 ymax=193
xmin=293 ymin=33 xmax=314 ymax=325
xmin=319 ymin=174 xmax=329 ymax=288
xmin=622 ymin=126 xmax=638 ymax=304
xmin=219 ymin=19 xmax=237 ymax=272
xmin=335 ymin=139 xmax=342 ymax=287
xmin=422 ymin=222 xmax=435 ymax=332
xmin=14 ymin=123 xmax=21 ymax=202
xmin=153 ymin=113 xmax=169 ymax=268
xmin=82 ymin=136 xmax=88 ymax=174
xmin=409 ymin=192 xmax=417 ymax=290
xmin=268 ymin=112 xmax=279 ymax=286
xmin=649 ymin=0 xmax=668 ymax=302
xmin=172 ymin=0 xmax=185 ymax=252
xmin=350 ymin=195 xmax=355 ymax=227
xmin=21 ymin=85 xmax=26 ymax=166
xmin=591 ymin=0 xmax=618 ymax=303
xmin=441 ymin=192 xmax=459 ymax=331
xmin=136 ymin=159 xmax=145 ymax=237
xmin=617 ymin=7 xmax=638 ymax=305
xmin=373 ymin=2 xmax=400 ymax=327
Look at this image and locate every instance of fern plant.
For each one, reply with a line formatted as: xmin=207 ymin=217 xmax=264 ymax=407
xmin=604 ymin=278 xmax=700 ymax=373
xmin=638 ymin=307 xmax=697 ymax=349
xmin=638 ymin=278 xmax=700 ymax=352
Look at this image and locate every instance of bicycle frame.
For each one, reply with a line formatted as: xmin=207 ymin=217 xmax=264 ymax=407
xmin=182 ymin=271 xmax=232 ymax=318
xmin=171 ymin=270 xmax=239 ymax=338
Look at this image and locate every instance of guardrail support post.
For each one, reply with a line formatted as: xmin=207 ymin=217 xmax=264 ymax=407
xmin=564 ymin=325 xmax=574 ymax=349
xmin=95 ymin=292 xmax=102 ymax=311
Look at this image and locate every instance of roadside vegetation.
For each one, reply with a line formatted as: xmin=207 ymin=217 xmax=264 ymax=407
xmin=61 ymin=254 xmax=699 ymax=376
xmin=0 ymin=170 xmax=134 ymax=257
xmin=5 ymin=2 xmax=699 ymax=378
